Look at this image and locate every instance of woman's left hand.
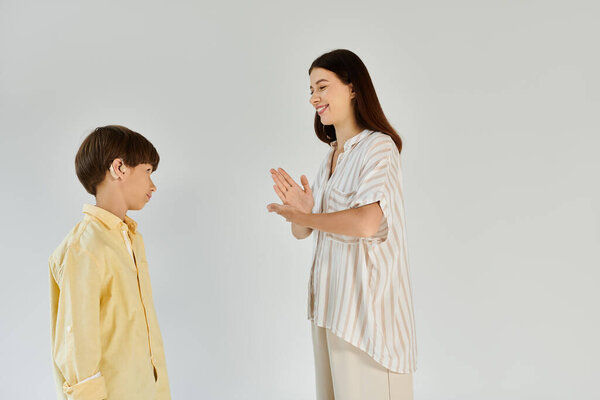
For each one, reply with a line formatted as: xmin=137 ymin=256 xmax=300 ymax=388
xmin=267 ymin=203 xmax=306 ymax=224
xmin=269 ymin=168 xmax=314 ymax=214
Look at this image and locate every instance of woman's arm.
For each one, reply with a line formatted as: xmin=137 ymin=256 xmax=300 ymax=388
xmin=291 ymin=222 xmax=313 ymax=239
xmin=268 ymin=202 xmax=383 ymax=238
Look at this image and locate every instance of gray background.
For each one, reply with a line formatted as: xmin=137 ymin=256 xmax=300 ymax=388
xmin=1 ymin=0 xmax=599 ymax=399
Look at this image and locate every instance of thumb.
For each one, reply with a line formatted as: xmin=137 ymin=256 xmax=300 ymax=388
xmin=300 ymin=175 xmax=311 ymax=194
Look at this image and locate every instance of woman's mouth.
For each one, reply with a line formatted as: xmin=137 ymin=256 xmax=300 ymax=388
xmin=316 ymin=105 xmax=328 ymax=115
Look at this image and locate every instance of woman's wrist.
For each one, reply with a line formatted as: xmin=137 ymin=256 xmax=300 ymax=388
xmin=294 ymin=212 xmax=314 ymax=228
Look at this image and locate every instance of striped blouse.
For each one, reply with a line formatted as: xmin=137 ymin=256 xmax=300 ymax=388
xmin=308 ymin=129 xmax=417 ymax=373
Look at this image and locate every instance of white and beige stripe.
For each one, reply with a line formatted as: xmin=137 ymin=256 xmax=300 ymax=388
xmin=308 ymin=129 xmax=417 ymax=373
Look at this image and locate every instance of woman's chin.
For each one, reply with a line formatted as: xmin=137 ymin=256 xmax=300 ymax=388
xmin=319 ymin=117 xmax=334 ymax=126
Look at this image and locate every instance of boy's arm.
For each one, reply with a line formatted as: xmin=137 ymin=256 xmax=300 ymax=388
xmin=52 ymin=247 xmax=107 ymax=400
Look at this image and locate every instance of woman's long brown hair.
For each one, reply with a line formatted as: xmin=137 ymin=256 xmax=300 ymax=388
xmin=309 ymin=49 xmax=402 ymax=153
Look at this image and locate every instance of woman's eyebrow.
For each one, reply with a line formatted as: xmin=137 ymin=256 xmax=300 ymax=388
xmin=310 ymin=79 xmax=330 ymax=89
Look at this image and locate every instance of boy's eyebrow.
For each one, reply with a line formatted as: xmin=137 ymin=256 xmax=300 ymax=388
xmin=310 ymin=79 xmax=329 ymax=89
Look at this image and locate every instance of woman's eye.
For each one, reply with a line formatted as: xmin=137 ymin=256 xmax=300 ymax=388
xmin=310 ymin=86 xmax=326 ymax=95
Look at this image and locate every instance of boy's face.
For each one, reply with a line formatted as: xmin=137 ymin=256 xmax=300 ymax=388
xmin=122 ymin=163 xmax=157 ymax=210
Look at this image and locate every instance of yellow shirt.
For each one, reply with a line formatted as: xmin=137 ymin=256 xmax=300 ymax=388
xmin=49 ymin=204 xmax=171 ymax=400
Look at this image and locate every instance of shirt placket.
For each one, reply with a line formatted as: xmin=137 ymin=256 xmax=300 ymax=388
xmin=121 ymin=226 xmax=135 ymax=263
xmin=120 ymin=223 xmax=158 ymax=381
xmin=309 ymin=148 xmax=348 ymax=319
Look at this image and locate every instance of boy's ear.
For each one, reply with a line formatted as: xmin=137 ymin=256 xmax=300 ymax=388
xmin=109 ymin=158 xmax=127 ymax=180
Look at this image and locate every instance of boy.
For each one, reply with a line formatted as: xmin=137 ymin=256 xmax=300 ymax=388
xmin=49 ymin=125 xmax=171 ymax=400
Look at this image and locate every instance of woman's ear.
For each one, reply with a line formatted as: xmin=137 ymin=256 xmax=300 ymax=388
xmin=349 ymin=83 xmax=356 ymax=99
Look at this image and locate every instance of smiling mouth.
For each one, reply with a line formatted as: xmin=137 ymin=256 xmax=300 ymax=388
xmin=316 ymin=105 xmax=328 ymax=115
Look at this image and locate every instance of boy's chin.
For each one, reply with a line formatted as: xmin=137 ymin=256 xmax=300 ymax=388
xmin=128 ymin=203 xmax=147 ymax=211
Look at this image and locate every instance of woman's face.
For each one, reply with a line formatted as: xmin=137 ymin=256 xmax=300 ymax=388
xmin=309 ymin=67 xmax=355 ymax=127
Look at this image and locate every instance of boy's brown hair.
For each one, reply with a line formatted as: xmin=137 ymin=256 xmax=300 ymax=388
xmin=75 ymin=125 xmax=160 ymax=195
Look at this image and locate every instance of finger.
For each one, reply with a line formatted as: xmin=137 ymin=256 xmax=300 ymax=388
xmin=271 ymin=171 xmax=289 ymax=194
xmin=273 ymin=185 xmax=286 ymax=203
xmin=271 ymin=171 xmax=290 ymax=193
xmin=267 ymin=203 xmax=281 ymax=213
xmin=278 ymin=168 xmax=300 ymax=188
xmin=273 ymin=169 xmax=293 ymax=191
xmin=300 ymin=175 xmax=312 ymax=194
xmin=269 ymin=168 xmax=281 ymax=178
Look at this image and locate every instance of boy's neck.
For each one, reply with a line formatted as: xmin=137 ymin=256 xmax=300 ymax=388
xmin=95 ymin=191 xmax=128 ymax=221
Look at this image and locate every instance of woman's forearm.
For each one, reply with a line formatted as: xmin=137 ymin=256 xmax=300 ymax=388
xmin=291 ymin=222 xmax=313 ymax=239
xmin=295 ymin=203 xmax=383 ymax=237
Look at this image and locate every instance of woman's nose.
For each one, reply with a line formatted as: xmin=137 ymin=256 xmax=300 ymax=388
xmin=309 ymin=93 xmax=319 ymax=105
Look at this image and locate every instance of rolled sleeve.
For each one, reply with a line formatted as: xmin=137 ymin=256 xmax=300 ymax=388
xmin=51 ymin=246 xmax=107 ymax=400
xmin=62 ymin=373 xmax=107 ymax=400
xmin=349 ymin=139 xmax=396 ymax=226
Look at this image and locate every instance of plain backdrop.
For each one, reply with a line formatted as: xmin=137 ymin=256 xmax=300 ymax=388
xmin=1 ymin=0 xmax=599 ymax=399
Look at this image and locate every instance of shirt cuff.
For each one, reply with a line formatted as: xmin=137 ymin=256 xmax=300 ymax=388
xmin=351 ymin=191 xmax=390 ymax=219
xmin=63 ymin=373 xmax=107 ymax=400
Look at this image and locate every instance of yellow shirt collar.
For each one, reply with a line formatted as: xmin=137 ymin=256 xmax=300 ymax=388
xmin=82 ymin=204 xmax=138 ymax=233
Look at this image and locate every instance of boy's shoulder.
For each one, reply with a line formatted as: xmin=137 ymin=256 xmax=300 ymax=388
xmin=48 ymin=215 xmax=110 ymax=271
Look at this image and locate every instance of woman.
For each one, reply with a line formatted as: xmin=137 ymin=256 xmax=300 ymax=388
xmin=267 ymin=49 xmax=417 ymax=400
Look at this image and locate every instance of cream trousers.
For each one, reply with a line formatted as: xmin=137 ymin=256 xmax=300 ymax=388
xmin=311 ymin=323 xmax=414 ymax=400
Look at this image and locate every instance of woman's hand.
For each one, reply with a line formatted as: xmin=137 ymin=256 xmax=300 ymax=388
xmin=269 ymin=168 xmax=314 ymax=213
xmin=267 ymin=203 xmax=384 ymax=237
xmin=266 ymin=203 xmax=305 ymax=224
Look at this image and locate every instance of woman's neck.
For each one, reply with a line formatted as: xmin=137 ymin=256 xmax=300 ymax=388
xmin=334 ymin=118 xmax=363 ymax=152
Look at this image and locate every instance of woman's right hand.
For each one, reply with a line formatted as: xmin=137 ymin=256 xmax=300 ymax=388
xmin=270 ymin=168 xmax=314 ymax=214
